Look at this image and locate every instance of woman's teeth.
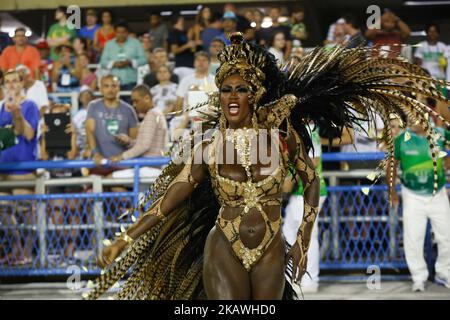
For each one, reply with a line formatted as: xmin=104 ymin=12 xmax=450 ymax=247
xmin=228 ymin=103 xmax=239 ymax=116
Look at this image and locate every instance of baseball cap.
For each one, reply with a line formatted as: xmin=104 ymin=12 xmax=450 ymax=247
xmin=222 ymin=11 xmax=237 ymax=21
xmin=36 ymin=39 xmax=49 ymax=50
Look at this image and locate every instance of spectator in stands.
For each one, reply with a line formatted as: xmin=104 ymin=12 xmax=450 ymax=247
xmin=169 ymin=14 xmax=196 ymax=69
xmin=172 ymin=51 xmax=216 ymax=138
xmin=93 ymin=10 xmax=115 ymax=53
xmin=47 ymin=6 xmax=78 ymax=62
xmin=52 ymin=43 xmax=80 ymax=92
xmin=390 ymin=121 xmax=450 ymax=292
xmin=39 ymin=103 xmax=77 ymax=160
xmin=325 ymin=22 xmax=346 ymax=47
xmin=223 ymin=3 xmax=251 ymax=35
xmin=85 ymin=75 xmax=138 ymax=167
xmin=73 ymin=37 xmax=97 ymax=64
xmin=324 ymin=18 xmax=347 ymax=46
xmin=365 ymin=10 xmax=410 ymax=58
xmin=75 ymin=52 xmax=97 ymax=91
xmin=188 ymin=6 xmax=212 ymax=52
xmin=201 ymin=12 xmax=223 ymax=52
xmin=0 ymin=70 xmax=40 ymax=265
xmin=150 ymin=65 xmax=178 ymax=115
xmin=218 ymin=11 xmax=238 ymax=46
xmin=414 ymin=23 xmax=449 ymax=82
xmin=0 ymin=70 xmax=40 ymax=171
xmin=262 ymin=7 xmax=292 ymax=61
xmin=36 ymin=39 xmax=52 ymax=91
xmin=209 ymin=38 xmax=225 ymax=75
xmin=148 ymin=12 xmax=169 ymax=52
xmin=252 ymin=9 xmax=265 ymax=46
xmin=140 ymin=33 xmax=153 ymax=61
xmin=288 ymin=6 xmax=308 ymax=48
xmin=342 ymin=14 xmax=365 ymax=49
xmin=16 ymin=65 xmax=49 ymax=116
xmin=109 ymin=84 xmax=167 ymax=163
xmin=175 ymin=51 xmax=216 ymax=113
xmin=268 ymin=31 xmax=287 ymax=66
xmin=143 ymin=48 xmax=178 ymax=88
xmin=74 ymin=85 xmax=94 ymax=158
xmin=0 ymin=17 xmax=13 ymax=54
xmin=100 ymin=21 xmax=147 ymax=91
xmin=0 ymin=27 xmax=41 ymax=79
xmin=78 ymin=9 xmax=99 ymax=42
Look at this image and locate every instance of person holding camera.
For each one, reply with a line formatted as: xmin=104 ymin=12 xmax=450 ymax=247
xmin=0 ymin=69 xmax=39 ymax=266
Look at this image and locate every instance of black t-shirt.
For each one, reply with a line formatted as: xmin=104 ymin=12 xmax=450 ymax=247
xmin=143 ymin=72 xmax=179 ymax=89
xmin=262 ymin=25 xmax=292 ymax=45
xmin=168 ymin=29 xmax=194 ymax=68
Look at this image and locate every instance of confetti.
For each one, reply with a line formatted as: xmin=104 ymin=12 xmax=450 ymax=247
xmin=86 ymin=280 xmax=94 ymax=289
xmin=115 ymin=232 xmax=122 ymax=237
xmin=81 ymin=293 xmax=89 ymax=299
xmin=120 ymin=225 xmax=126 ymax=233
xmin=82 ymin=266 xmax=88 ymax=272
xmin=361 ymin=187 xmax=370 ymax=195
xmin=131 ymin=215 xmax=137 ymax=222
xmin=102 ymin=239 xmax=112 ymax=246
xmin=404 ymin=131 xmax=411 ymax=142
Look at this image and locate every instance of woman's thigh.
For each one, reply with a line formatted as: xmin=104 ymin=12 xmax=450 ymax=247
xmin=250 ymin=231 xmax=286 ymax=300
xmin=203 ymin=226 xmax=251 ymax=299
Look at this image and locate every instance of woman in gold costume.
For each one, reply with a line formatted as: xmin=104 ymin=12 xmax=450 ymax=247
xmin=86 ymin=33 xmax=450 ymax=300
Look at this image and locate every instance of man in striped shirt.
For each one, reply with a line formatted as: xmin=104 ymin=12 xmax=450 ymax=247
xmin=109 ymin=84 xmax=168 ymax=162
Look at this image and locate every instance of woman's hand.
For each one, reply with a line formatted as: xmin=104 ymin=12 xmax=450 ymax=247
xmin=97 ymin=239 xmax=127 ymax=268
xmin=285 ymin=241 xmax=307 ymax=284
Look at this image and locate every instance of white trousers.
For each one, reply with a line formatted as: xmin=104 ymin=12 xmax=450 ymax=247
xmin=282 ymin=195 xmax=327 ymax=287
xmin=401 ymin=186 xmax=450 ymax=283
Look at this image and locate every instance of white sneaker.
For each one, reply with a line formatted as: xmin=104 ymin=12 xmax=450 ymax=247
xmin=435 ymin=275 xmax=450 ymax=289
xmin=412 ymin=281 xmax=426 ymax=292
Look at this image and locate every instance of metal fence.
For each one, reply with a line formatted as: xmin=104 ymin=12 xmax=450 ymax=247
xmin=0 ymin=153 xmax=444 ymax=278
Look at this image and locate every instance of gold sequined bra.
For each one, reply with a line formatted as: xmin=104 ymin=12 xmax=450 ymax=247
xmin=207 ymin=137 xmax=287 ymax=271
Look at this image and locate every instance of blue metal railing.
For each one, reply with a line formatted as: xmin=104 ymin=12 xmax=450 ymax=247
xmin=0 ymin=152 xmax=445 ymax=278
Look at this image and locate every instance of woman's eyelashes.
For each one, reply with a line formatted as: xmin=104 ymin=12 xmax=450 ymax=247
xmin=221 ymin=86 xmax=250 ymax=94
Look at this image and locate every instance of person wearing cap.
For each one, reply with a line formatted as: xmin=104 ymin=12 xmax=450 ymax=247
xmin=46 ymin=6 xmax=78 ymax=62
xmin=0 ymin=27 xmax=41 ymax=79
xmin=78 ymin=9 xmax=100 ymax=42
xmin=16 ymin=65 xmax=49 ymax=116
xmin=217 ymin=11 xmax=238 ymax=46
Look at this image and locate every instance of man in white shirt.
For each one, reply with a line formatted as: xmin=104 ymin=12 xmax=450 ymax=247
xmin=171 ymin=51 xmax=217 ymax=139
xmin=414 ymin=23 xmax=449 ymax=81
xmin=16 ymin=64 xmax=49 ymax=116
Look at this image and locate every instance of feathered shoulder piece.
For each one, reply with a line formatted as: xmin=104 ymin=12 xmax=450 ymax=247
xmin=283 ymin=45 xmax=450 ymax=199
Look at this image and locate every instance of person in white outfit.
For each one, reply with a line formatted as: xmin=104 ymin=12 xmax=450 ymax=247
xmin=390 ymin=121 xmax=450 ymax=292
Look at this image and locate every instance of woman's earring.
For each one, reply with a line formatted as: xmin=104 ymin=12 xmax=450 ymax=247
xmin=219 ymin=112 xmax=227 ymax=133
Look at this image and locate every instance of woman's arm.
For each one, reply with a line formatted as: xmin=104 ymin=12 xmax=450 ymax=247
xmin=98 ymin=142 xmax=209 ymax=267
xmin=285 ymin=129 xmax=320 ymax=282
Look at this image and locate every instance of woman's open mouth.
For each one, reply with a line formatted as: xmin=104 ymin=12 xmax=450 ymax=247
xmin=228 ymin=102 xmax=240 ymax=116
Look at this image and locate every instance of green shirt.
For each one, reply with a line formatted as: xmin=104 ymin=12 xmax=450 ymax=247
xmin=47 ymin=22 xmax=77 ymax=61
xmin=293 ymin=126 xmax=328 ymax=197
xmin=100 ymin=37 xmax=148 ymax=86
xmin=394 ymin=127 xmax=449 ymax=195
